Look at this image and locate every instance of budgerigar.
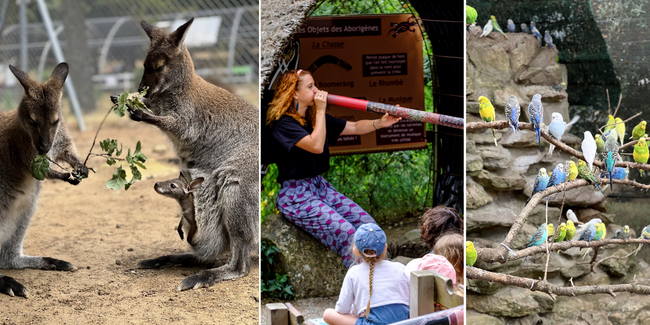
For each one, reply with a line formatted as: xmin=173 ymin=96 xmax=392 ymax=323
xmin=641 ymin=225 xmax=650 ymax=240
xmin=578 ymin=223 xmax=597 ymax=243
xmin=480 ymin=19 xmax=493 ymax=37
xmin=544 ymin=30 xmax=555 ymax=51
xmin=466 ymin=6 xmax=477 ymax=25
xmin=567 ymin=161 xmax=579 ymax=182
xmin=595 ymin=134 xmax=605 ymax=154
xmin=527 ymin=168 xmax=550 ymax=203
xmin=612 ymin=167 xmax=629 ymax=180
xmin=530 ymin=21 xmax=542 ymax=45
xmin=604 ymin=115 xmax=616 ymax=134
xmin=548 ymin=112 xmax=566 ymax=155
xmin=593 ymin=223 xmax=605 ymax=241
xmin=566 ymin=209 xmax=579 ymax=225
xmin=631 ymin=121 xmax=647 ymax=141
xmin=507 ymin=19 xmax=515 ymax=33
xmin=634 ymin=138 xmax=649 ymax=176
xmin=565 ymin=220 xmax=576 ymax=241
xmin=505 ymin=95 xmax=521 ymax=132
xmin=604 ymin=133 xmax=619 ymax=189
xmin=547 ymin=223 xmax=555 ymax=237
xmin=478 ymin=96 xmax=498 ymax=146
xmin=552 ymin=82 xmax=566 ymax=92
xmin=554 ymin=223 xmax=567 ymax=242
xmin=547 ymin=163 xmax=565 ymax=200
xmin=582 ymin=131 xmax=597 ymax=171
xmin=612 ymin=225 xmax=629 ymax=240
xmin=491 ymin=16 xmax=508 ymax=39
xmin=528 ymin=94 xmax=544 ymax=152
xmin=527 ymin=223 xmax=548 ymax=247
xmin=575 ymin=218 xmax=602 ymax=240
xmin=466 ymin=241 xmax=477 ymax=266
xmin=615 ymin=117 xmax=625 ymax=146
xmin=578 ymin=160 xmax=605 ymax=195
xmin=521 ymin=23 xmax=530 ymax=34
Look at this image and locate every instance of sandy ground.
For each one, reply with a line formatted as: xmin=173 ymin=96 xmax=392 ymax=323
xmin=0 ymin=109 xmax=259 ymax=324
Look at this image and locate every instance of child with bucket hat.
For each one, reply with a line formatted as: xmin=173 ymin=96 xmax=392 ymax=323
xmin=323 ymin=223 xmax=410 ymax=325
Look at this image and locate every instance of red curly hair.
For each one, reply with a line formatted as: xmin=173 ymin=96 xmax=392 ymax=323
xmin=266 ymin=70 xmax=317 ymax=128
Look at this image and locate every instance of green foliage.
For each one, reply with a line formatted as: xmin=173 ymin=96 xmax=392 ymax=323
xmin=30 ymin=154 xmax=50 ymax=181
xmin=100 ymin=139 xmax=147 ymax=191
xmin=261 ymin=241 xmax=294 ymax=300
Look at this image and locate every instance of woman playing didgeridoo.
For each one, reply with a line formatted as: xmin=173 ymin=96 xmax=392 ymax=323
xmin=266 ymin=69 xmax=401 ymax=268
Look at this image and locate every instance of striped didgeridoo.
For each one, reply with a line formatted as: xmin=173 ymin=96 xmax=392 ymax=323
xmin=326 ymin=94 xmax=464 ymax=129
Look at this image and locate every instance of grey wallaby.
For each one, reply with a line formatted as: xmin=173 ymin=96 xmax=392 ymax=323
xmin=0 ymin=62 xmax=88 ymax=297
xmin=128 ymin=18 xmax=259 ymax=291
xmin=154 ymin=173 xmax=204 ymax=246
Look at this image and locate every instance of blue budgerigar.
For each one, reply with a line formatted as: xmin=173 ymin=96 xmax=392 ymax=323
xmin=527 ymin=223 xmax=548 ymax=247
xmin=527 ymin=168 xmax=550 ymax=203
xmin=544 ymin=30 xmax=555 ymax=52
xmin=505 ymin=95 xmax=521 ymax=132
xmin=521 ymin=23 xmax=530 ymax=34
xmin=528 ymin=94 xmax=544 ymax=152
xmin=547 ymin=163 xmax=565 ymax=201
xmin=578 ymin=223 xmax=597 ymax=243
xmin=612 ymin=167 xmax=629 ymax=180
xmin=641 ymin=225 xmax=650 ymax=240
xmin=548 ymin=112 xmax=566 ymax=155
xmin=507 ymin=19 xmax=515 ymax=33
xmin=531 ymin=21 xmax=542 ymax=46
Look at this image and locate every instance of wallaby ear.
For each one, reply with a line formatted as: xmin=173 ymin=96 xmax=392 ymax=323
xmin=179 ymin=171 xmax=184 ymax=179
xmin=48 ymin=62 xmax=69 ymax=89
xmin=187 ymin=177 xmax=204 ymax=193
xmin=9 ymin=65 xmax=37 ymax=91
xmin=141 ymin=20 xmax=157 ymax=40
xmin=169 ymin=18 xmax=194 ymax=50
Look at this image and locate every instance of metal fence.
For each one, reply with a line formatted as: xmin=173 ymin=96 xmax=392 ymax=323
xmin=0 ymin=0 xmax=258 ymax=123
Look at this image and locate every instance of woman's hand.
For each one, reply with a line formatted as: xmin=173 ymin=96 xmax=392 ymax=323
xmin=314 ymin=90 xmax=328 ymax=113
xmin=377 ymin=113 xmax=402 ymax=128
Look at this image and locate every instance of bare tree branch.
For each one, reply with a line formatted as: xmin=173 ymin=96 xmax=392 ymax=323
xmin=467 ymin=267 xmax=650 ymax=296
xmin=591 ymin=244 xmax=644 ymax=272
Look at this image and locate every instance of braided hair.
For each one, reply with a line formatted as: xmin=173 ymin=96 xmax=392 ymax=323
xmin=353 ymin=244 xmax=387 ymax=320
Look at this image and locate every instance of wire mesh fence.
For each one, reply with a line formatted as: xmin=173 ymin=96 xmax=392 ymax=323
xmin=0 ymin=0 xmax=258 ymax=120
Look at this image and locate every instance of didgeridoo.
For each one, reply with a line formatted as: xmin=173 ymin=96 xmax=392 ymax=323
xmin=326 ymin=94 xmax=464 ymax=129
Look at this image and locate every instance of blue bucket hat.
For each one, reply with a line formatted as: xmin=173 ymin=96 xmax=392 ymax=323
xmin=355 ymin=223 xmax=386 ymax=257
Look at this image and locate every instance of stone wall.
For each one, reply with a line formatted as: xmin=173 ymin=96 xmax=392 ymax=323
xmin=466 ymin=29 xmax=650 ymax=324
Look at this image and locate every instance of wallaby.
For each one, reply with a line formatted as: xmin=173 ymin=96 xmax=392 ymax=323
xmin=154 ymin=173 xmax=203 ymax=246
xmin=0 ymin=63 xmax=88 ymax=297
xmin=127 ymin=18 xmax=259 ymax=291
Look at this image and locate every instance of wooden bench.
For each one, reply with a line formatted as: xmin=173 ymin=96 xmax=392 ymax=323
xmin=264 ymin=269 xmax=464 ymax=325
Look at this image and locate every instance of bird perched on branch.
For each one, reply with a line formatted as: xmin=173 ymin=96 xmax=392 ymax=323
xmin=631 ymin=121 xmax=647 ymax=141
xmin=547 ymin=163 xmax=565 ymax=200
xmin=491 ymin=16 xmax=508 ymax=39
xmin=612 ymin=225 xmax=629 ymax=239
xmin=566 ymin=209 xmax=579 ymax=225
xmin=582 ymin=131 xmax=597 ymax=171
xmin=554 ymin=223 xmax=567 ymax=242
xmin=634 ymin=138 xmax=649 ymax=176
xmin=641 ymin=225 xmax=650 ymax=240
xmin=480 ymin=19 xmax=493 ymax=37
xmin=595 ymin=134 xmax=605 ymax=155
xmin=478 ymin=96 xmax=498 ymax=146
xmin=578 ymin=160 xmax=605 ymax=195
xmin=466 ymin=241 xmax=477 ymax=266
xmin=565 ymin=220 xmax=576 ymax=241
xmin=604 ymin=133 xmax=619 ymax=190
xmin=528 ymin=94 xmax=543 ymax=152
xmin=548 ymin=112 xmax=566 ymax=155
xmin=578 ymin=223 xmax=596 ymax=244
xmin=575 ymin=218 xmax=602 ymax=240
xmin=527 ymin=168 xmax=549 ymax=203
xmin=567 ymin=161 xmax=579 ymax=182
xmin=505 ymin=95 xmax=520 ymax=132
xmin=527 ymin=223 xmax=548 ymax=247
xmin=615 ymin=117 xmax=626 ymax=146
xmin=604 ymin=115 xmax=616 ymax=134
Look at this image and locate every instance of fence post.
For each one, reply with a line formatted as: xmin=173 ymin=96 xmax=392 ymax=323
xmin=265 ymin=303 xmax=289 ymax=325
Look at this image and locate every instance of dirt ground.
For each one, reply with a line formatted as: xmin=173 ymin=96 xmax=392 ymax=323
xmin=0 ymin=106 xmax=259 ymax=324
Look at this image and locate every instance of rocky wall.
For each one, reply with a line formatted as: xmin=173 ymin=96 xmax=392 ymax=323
xmin=466 ymin=29 xmax=650 ymax=325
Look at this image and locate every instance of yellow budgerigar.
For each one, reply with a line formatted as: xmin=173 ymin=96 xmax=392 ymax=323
xmin=567 ymin=161 xmax=579 ymax=182
xmin=634 ymin=138 xmax=649 ymax=176
xmin=615 ymin=117 xmax=625 ymax=146
xmin=604 ymin=115 xmax=616 ymax=134
xmin=478 ymin=96 xmax=498 ymax=146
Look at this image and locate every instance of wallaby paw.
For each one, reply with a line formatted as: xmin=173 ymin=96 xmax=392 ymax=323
xmin=128 ymin=107 xmax=146 ymax=122
xmin=110 ymin=95 xmax=119 ymax=105
xmin=41 ymin=257 xmax=76 ymax=271
xmin=137 ymin=257 xmax=174 ymax=269
xmin=177 ymin=271 xmax=215 ymax=291
xmin=66 ymin=173 xmax=82 ymax=186
xmin=0 ymin=276 xmax=28 ymax=298
xmin=74 ymin=165 xmax=89 ymax=179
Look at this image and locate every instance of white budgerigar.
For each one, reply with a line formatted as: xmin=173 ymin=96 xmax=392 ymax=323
xmin=548 ymin=112 xmax=566 ymax=155
xmin=481 ymin=20 xmax=493 ymax=37
xmin=582 ymin=131 xmax=597 ymax=171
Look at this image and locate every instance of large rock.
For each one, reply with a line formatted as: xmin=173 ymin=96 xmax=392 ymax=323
xmin=262 ymin=214 xmax=346 ymax=299
xmin=467 ymin=286 xmax=554 ymax=317
xmin=467 ymin=154 xmax=484 ymax=175
xmin=475 ymin=145 xmax=512 ymax=170
xmin=474 ymin=169 xmax=526 ymax=190
xmin=599 ymin=246 xmax=638 ymax=277
xmin=466 ymin=309 xmax=504 ymax=325
xmin=467 ymin=178 xmax=493 ymax=209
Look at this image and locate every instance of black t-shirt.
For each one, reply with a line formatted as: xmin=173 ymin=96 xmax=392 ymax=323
xmin=271 ymin=114 xmax=347 ymax=182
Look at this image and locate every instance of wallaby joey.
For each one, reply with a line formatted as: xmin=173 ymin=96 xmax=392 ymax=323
xmin=130 ymin=18 xmax=259 ymax=291
xmin=154 ymin=173 xmax=203 ymax=246
xmin=0 ymin=63 xmax=88 ymax=298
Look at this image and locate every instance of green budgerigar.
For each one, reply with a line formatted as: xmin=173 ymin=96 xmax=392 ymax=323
xmin=490 ymin=15 xmax=508 ymax=39
xmin=630 ymin=121 xmax=647 ymax=141
xmin=593 ymin=223 xmax=605 ymax=241
xmin=595 ymin=134 xmax=605 ymax=154
xmin=634 ymin=138 xmax=649 ymax=176
xmin=478 ymin=96 xmax=498 ymax=146
xmin=466 ymin=241 xmax=477 ymax=266
xmin=554 ymin=223 xmax=567 ymax=242
xmin=578 ymin=160 xmax=605 ymax=195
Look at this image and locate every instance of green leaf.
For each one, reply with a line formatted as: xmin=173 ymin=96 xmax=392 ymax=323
xmin=114 ymin=92 xmax=128 ymax=117
xmin=106 ymin=166 xmax=128 ymax=190
xmin=100 ymin=139 xmax=118 ymax=155
xmin=31 ymin=154 xmax=50 ymax=180
xmin=106 ymin=157 xmax=116 ymax=166
xmin=133 ymin=161 xmax=146 ymax=169
xmin=116 ymin=143 xmax=123 ymax=157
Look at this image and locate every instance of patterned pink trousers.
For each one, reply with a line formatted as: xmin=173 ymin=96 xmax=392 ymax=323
xmin=276 ymin=175 xmax=377 ymax=268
